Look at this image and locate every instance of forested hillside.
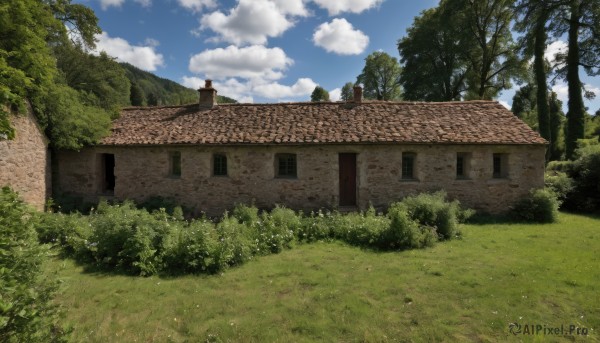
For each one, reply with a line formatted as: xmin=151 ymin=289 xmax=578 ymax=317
xmin=122 ymin=63 xmax=237 ymax=106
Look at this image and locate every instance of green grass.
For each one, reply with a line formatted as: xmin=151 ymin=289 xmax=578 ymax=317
xmin=48 ymin=212 xmax=600 ymax=342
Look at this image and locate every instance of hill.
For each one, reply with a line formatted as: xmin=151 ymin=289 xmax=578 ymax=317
xmin=121 ymin=63 xmax=237 ymax=106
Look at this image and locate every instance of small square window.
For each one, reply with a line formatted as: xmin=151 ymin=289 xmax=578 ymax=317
xmin=170 ymin=151 xmax=181 ymax=177
xmin=213 ymin=154 xmax=227 ymax=176
xmin=402 ymin=152 xmax=416 ymax=180
xmin=492 ymin=153 xmax=508 ymax=178
xmin=456 ymin=152 xmax=471 ymax=179
xmin=276 ymin=153 xmax=297 ymax=178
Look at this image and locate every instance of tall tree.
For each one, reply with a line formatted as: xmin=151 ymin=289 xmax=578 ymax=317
xmin=457 ymin=0 xmax=525 ymax=100
xmin=552 ymin=0 xmax=600 ymax=158
xmin=310 ymin=86 xmax=330 ymax=102
xmin=398 ymin=5 xmax=468 ymax=101
xmin=130 ymin=82 xmax=145 ymax=106
xmin=340 ymin=82 xmax=354 ymax=101
xmin=356 ymin=51 xmax=402 ymax=100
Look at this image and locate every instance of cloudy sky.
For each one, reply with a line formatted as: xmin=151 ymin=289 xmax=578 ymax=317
xmin=77 ymin=0 xmax=599 ymax=112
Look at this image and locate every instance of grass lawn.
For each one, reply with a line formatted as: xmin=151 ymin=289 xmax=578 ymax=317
xmin=48 ymin=212 xmax=600 ymax=342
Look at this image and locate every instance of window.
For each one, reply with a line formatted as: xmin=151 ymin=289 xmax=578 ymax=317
xmin=402 ymin=152 xmax=416 ymax=180
xmin=276 ymin=153 xmax=297 ymax=178
xmin=213 ymin=154 xmax=227 ymax=176
xmin=492 ymin=153 xmax=508 ymax=178
xmin=456 ymin=152 xmax=471 ymax=179
xmin=170 ymin=151 xmax=181 ymax=177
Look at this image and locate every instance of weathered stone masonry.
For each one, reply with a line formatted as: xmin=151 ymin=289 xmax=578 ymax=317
xmin=57 ymin=143 xmax=545 ymax=215
xmin=0 ymin=111 xmax=51 ymax=210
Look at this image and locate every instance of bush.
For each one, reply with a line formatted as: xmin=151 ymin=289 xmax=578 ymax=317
xmin=511 ymin=188 xmax=559 ymax=223
xmin=566 ymin=144 xmax=600 ymax=213
xmin=395 ymin=191 xmax=466 ymax=240
xmin=34 ymin=212 xmax=92 ymax=259
xmin=336 ymin=207 xmax=390 ymax=247
xmin=256 ymin=206 xmax=298 ymax=253
xmin=88 ymin=201 xmax=174 ymax=275
xmin=380 ymin=205 xmax=435 ymax=249
xmin=544 ymin=171 xmax=574 ymax=204
xmin=0 ymin=187 xmax=68 ymax=342
xmin=138 ymin=196 xmax=185 ymax=219
xmin=214 ymin=215 xmax=255 ymax=268
xmin=297 ymin=210 xmax=336 ymax=242
xmin=546 ymin=160 xmax=574 ymax=174
xmin=161 ymin=219 xmax=220 ymax=274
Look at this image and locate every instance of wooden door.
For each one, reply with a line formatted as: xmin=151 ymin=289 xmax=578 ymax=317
xmin=339 ymin=153 xmax=357 ymax=206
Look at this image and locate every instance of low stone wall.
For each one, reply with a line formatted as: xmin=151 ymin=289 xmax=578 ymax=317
xmin=0 ymin=111 xmax=50 ymax=210
xmin=57 ymin=143 xmax=545 ymax=215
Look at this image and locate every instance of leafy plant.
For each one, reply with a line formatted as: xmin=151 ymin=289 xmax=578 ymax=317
xmin=0 ymin=187 xmax=68 ymax=342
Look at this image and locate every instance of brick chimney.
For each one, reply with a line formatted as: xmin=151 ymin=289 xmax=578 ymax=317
xmin=353 ymin=85 xmax=363 ymax=103
xmin=198 ymin=79 xmax=217 ymax=109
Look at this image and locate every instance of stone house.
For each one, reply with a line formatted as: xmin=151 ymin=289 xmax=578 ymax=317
xmin=56 ymin=81 xmax=547 ymax=215
xmin=0 ymin=107 xmax=51 ymax=210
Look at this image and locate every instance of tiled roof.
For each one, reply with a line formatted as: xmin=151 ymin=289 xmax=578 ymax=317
xmin=100 ymin=101 xmax=548 ymax=146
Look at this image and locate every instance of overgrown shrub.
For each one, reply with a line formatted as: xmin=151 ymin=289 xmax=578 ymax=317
xmin=336 ymin=207 xmax=390 ymax=247
xmin=395 ymin=191 xmax=468 ymax=240
xmin=88 ymin=201 xmax=174 ymax=275
xmin=138 ymin=196 xmax=185 ymax=219
xmin=565 ymin=144 xmax=600 ymax=213
xmin=35 ymin=212 xmax=92 ymax=259
xmin=544 ymin=171 xmax=574 ymax=204
xmin=0 ymin=187 xmax=68 ymax=342
xmin=256 ymin=206 xmax=298 ymax=253
xmin=546 ymin=160 xmax=574 ymax=174
xmin=161 ymin=219 xmax=219 ymax=274
xmin=214 ymin=215 xmax=255 ymax=268
xmin=511 ymin=188 xmax=559 ymax=223
xmin=297 ymin=210 xmax=337 ymax=242
xmin=381 ymin=204 xmax=436 ymax=249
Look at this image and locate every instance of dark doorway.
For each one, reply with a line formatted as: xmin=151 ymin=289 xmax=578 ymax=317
xmin=339 ymin=153 xmax=357 ymax=206
xmin=102 ymin=153 xmax=115 ymax=194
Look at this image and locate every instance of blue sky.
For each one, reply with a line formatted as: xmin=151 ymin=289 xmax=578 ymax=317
xmin=76 ymin=0 xmax=599 ymax=112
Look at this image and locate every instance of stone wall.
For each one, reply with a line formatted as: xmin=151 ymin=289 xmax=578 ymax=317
xmin=57 ymin=143 xmax=546 ymax=215
xmin=0 ymin=111 xmax=50 ymax=210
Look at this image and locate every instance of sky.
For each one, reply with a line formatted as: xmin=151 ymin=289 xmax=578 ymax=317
xmin=75 ymin=0 xmax=599 ymax=112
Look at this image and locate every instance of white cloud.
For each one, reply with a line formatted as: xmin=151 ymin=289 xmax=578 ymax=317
xmin=94 ymin=32 xmax=164 ymax=71
xmin=98 ymin=0 xmax=150 ymax=9
xmin=545 ymin=40 xmax=567 ymax=65
xmin=99 ymin=0 xmax=124 ymax=10
xmin=143 ymin=38 xmax=160 ymax=47
xmin=499 ymin=100 xmax=510 ymax=110
xmin=552 ymin=83 xmax=569 ymax=103
xmin=177 ymin=0 xmax=216 ymax=12
xmin=188 ymin=45 xmax=292 ymax=80
xmin=200 ymin=0 xmax=294 ymax=45
xmin=181 ymin=76 xmax=317 ymax=102
xmin=313 ymin=18 xmax=369 ymax=55
xmin=254 ymin=78 xmax=317 ymax=98
xmin=272 ymin=0 xmax=309 ymax=16
xmin=312 ymin=0 xmax=383 ymax=15
xmin=330 ymin=88 xmax=341 ymax=101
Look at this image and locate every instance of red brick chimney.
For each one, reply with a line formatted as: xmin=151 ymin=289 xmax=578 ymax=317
xmin=198 ymin=79 xmax=217 ymax=109
xmin=353 ymin=85 xmax=362 ymax=103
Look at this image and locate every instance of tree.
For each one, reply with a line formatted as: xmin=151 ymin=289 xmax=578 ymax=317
xmin=147 ymin=93 xmax=159 ymax=106
xmin=310 ymin=86 xmax=330 ymax=102
xmin=398 ymin=5 xmax=468 ymax=101
xmin=130 ymin=82 xmax=145 ymax=106
xmin=340 ymin=82 xmax=354 ymax=101
xmin=356 ymin=51 xmax=402 ymax=100
xmin=552 ymin=0 xmax=600 ymax=158
xmin=514 ymin=0 xmax=564 ymax=153
xmin=0 ymin=0 xmax=111 ymax=150
xmin=456 ymin=0 xmax=525 ymax=100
